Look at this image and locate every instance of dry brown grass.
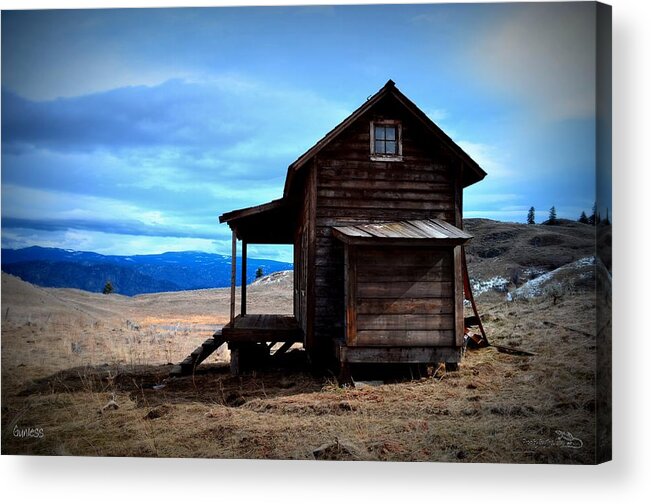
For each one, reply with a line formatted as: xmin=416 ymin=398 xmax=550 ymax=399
xmin=1 ymin=271 xmax=599 ymax=463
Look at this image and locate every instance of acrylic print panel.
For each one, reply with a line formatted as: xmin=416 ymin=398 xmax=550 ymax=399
xmin=1 ymin=2 xmax=611 ymax=464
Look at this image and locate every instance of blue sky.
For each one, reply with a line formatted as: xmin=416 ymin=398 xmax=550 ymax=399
xmin=1 ymin=2 xmax=606 ymax=262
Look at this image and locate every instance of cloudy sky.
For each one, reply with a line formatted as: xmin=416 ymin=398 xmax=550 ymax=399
xmin=1 ymin=2 xmax=605 ymax=262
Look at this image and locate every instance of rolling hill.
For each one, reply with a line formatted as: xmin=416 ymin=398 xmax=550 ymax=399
xmin=1 ymin=219 xmax=604 ymax=297
xmin=1 ymin=247 xmax=293 ymax=296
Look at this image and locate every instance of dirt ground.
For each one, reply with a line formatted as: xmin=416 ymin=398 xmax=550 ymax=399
xmin=1 ymin=271 xmax=600 ymax=463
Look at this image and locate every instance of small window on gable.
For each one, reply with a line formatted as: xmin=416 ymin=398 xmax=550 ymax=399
xmin=370 ymin=120 xmax=402 ymax=161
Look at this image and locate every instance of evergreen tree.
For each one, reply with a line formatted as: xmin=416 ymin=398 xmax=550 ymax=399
xmin=588 ymin=202 xmax=597 ymax=225
xmin=602 ymin=208 xmax=611 ymax=225
xmin=255 ymin=266 xmax=264 ymax=279
xmin=578 ymin=211 xmax=589 ymax=224
xmin=548 ymin=206 xmax=558 ymax=225
xmin=527 ymin=206 xmax=535 ymax=225
xmin=102 ymin=281 xmax=113 ymax=295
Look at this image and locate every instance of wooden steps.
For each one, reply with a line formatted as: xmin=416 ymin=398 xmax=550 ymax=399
xmin=170 ymin=330 xmax=226 ymax=377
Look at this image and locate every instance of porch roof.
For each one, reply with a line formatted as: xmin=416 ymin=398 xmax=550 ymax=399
xmin=218 ymin=198 xmax=296 ymax=244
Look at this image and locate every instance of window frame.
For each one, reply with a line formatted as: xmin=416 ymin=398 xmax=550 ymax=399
xmin=370 ymin=120 xmax=403 ymax=161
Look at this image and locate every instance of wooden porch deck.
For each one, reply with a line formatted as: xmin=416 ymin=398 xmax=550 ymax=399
xmin=222 ymin=314 xmax=304 ymax=343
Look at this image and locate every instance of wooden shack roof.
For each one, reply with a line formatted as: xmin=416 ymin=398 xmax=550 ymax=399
xmin=220 ymin=80 xmax=486 ymax=242
xmin=283 ymin=79 xmax=487 ymax=198
xmin=332 ymin=219 xmax=472 ymax=246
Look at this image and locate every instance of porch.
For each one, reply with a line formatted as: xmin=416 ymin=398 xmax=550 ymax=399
xmin=222 ymin=314 xmax=303 ymax=343
xmin=220 ymin=198 xmax=304 ymax=374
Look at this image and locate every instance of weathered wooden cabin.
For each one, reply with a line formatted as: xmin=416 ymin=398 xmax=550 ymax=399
xmin=218 ymin=80 xmax=486 ymax=377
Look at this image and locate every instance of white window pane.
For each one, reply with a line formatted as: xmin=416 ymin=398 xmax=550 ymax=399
xmin=375 ymin=125 xmax=385 ymax=140
xmin=386 ymin=127 xmax=396 ymax=141
xmin=375 ymin=140 xmax=385 ymax=153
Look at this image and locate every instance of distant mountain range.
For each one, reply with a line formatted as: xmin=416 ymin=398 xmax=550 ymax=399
xmin=1 ymin=246 xmax=293 ymax=296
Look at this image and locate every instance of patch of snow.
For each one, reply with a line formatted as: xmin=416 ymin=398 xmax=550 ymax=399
xmin=575 ymin=256 xmax=596 ymax=268
xmin=513 ymin=256 xmax=595 ymax=299
xmin=514 ymin=270 xmax=555 ymax=298
xmin=523 ymin=266 xmax=547 ymax=279
xmin=353 ymin=380 xmax=384 ymax=388
xmin=253 ymin=270 xmax=292 ymax=285
xmin=470 ymin=276 xmax=509 ymax=296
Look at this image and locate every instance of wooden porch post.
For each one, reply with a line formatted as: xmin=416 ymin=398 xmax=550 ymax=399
xmin=241 ymin=241 xmax=247 ymax=316
xmin=230 ymin=231 xmax=237 ymax=324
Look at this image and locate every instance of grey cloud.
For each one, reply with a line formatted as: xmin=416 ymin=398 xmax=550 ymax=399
xmin=1 ymin=80 xmax=254 ymax=152
xmin=1 ymin=216 xmax=229 ymax=241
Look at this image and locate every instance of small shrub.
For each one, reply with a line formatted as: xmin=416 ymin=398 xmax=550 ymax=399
xmin=102 ymin=281 xmax=113 ymax=295
xmin=543 ymin=279 xmax=576 ymax=305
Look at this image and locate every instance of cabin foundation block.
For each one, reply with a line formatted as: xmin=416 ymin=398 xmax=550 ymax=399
xmin=444 ymin=361 xmax=459 ymax=372
xmin=228 ymin=342 xmax=271 ymax=375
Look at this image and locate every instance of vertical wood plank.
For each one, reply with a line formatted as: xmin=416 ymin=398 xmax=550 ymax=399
xmin=306 ymin=160 xmax=317 ymax=355
xmin=230 ymin=231 xmax=237 ymax=324
xmin=454 ymin=162 xmax=464 ymax=350
xmin=294 ymin=233 xmax=300 ymax=319
xmin=344 ymin=244 xmax=358 ymax=346
xmin=241 ymin=241 xmax=247 ymax=316
xmin=454 ymin=246 xmax=464 ymax=347
xmin=230 ymin=347 xmax=240 ymax=376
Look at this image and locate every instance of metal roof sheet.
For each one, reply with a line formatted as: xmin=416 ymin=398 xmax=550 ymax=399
xmin=333 ymin=219 xmax=472 ymax=243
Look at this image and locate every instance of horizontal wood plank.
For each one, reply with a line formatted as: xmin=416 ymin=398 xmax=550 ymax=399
xmin=317 ymin=197 xmax=454 ymax=211
xmin=317 ymin=208 xmax=454 ymax=221
xmin=318 ymin=178 xmax=450 ymax=191
xmin=357 ymin=313 xmax=454 ymax=331
xmin=356 ymin=269 xmax=452 ymax=283
xmin=316 ymin=215 xmax=455 ymax=228
xmin=355 ymin=329 xmax=455 ymax=347
xmin=357 ymin=249 xmax=452 ymax=267
xmin=337 ymin=345 xmax=461 ymax=364
xmin=357 ymin=281 xmax=453 ymax=298
xmin=319 ymin=167 xmax=451 ymax=183
xmin=315 ymin=279 xmax=344 ymax=291
xmin=315 ymin=255 xmax=343 ymax=267
xmin=319 ymin=148 xmax=449 ymax=164
xmin=356 ymin=298 xmax=454 ymax=315
xmin=318 ymin=158 xmax=448 ymax=169
xmin=317 ymin=189 xmax=454 ymax=201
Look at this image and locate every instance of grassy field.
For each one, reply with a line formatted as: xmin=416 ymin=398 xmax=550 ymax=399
xmin=1 ymin=269 xmax=600 ymax=463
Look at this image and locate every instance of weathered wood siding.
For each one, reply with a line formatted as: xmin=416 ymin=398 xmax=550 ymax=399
xmin=294 ymin=164 xmax=316 ymax=350
xmin=312 ymin=94 xmax=460 ymax=350
xmin=293 ymin=219 xmax=307 ymax=333
xmin=347 ymin=247 xmax=455 ymax=347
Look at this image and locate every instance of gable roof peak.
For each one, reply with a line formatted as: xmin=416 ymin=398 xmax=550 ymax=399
xmin=283 ymin=81 xmax=486 ymax=196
